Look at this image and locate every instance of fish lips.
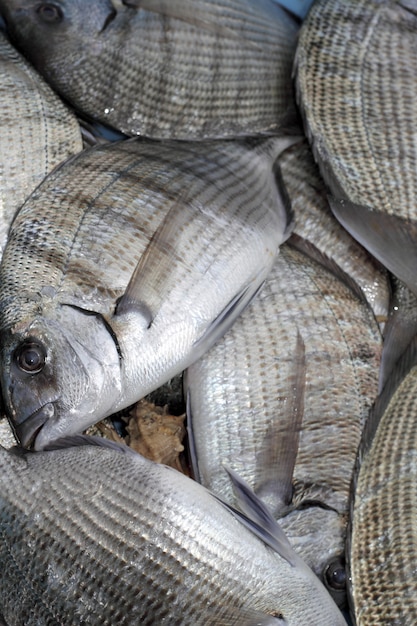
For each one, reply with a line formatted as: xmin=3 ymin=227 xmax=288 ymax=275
xmin=10 ymin=402 xmax=55 ymax=450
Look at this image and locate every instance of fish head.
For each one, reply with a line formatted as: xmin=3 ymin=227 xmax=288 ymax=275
xmin=0 ymin=0 xmax=118 ymax=85
xmin=0 ymin=303 xmax=122 ymax=450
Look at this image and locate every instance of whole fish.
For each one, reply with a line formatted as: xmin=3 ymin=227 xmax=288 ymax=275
xmin=186 ymin=243 xmax=382 ymax=608
xmin=0 ymin=0 xmax=298 ymax=139
xmin=0 ymin=29 xmax=82 ymax=255
xmin=0 ymin=437 xmax=346 ymax=625
xmin=0 ymin=135 xmax=294 ymax=450
xmin=278 ymin=138 xmax=390 ymax=326
xmin=348 ymin=336 xmax=417 ymax=625
xmin=294 ymin=0 xmax=417 ymax=296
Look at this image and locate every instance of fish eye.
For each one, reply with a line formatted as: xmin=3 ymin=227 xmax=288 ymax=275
xmin=36 ymin=3 xmax=63 ymax=23
xmin=14 ymin=340 xmax=46 ymax=374
xmin=324 ymin=556 xmax=346 ymax=591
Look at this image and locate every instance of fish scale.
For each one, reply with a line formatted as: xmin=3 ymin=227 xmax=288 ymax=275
xmin=0 ymin=441 xmax=346 ymax=625
xmin=0 ymin=29 xmax=82 ymax=256
xmin=350 ymin=356 xmax=417 ymax=624
xmin=0 ymin=0 xmax=298 ymax=139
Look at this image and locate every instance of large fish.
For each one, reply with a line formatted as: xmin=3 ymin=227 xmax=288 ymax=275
xmin=294 ymin=0 xmax=417 ymax=296
xmin=278 ymin=138 xmax=390 ymax=326
xmin=0 ymin=135 xmax=294 ymax=450
xmin=0 ymin=0 xmax=298 ymax=139
xmin=0 ymin=29 xmax=82 ymax=254
xmin=0 ymin=437 xmax=346 ymax=625
xmin=348 ymin=336 xmax=417 ymax=625
xmin=186 ymin=243 xmax=382 ymax=609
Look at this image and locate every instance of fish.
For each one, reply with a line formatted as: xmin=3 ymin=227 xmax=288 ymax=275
xmin=0 ymin=436 xmax=347 ymax=625
xmin=185 ymin=243 xmax=382 ymax=609
xmin=294 ymin=0 xmax=417 ymax=297
xmin=348 ymin=335 xmax=417 ymax=625
xmin=0 ymin=0 xmax=299 ymax=139
xmin=0 ymin=29 xmax=82 ymax=255
xmin=278 ymin=137 xmax=390 ymax=327
xmin=0 ymin=135 xmax=295 ymax=451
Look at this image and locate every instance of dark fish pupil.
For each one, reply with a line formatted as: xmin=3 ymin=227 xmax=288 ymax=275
xmin=36 ymin=3 xmax=63 ymax=23
xmin=325 ymin=558 xmax=346 ymax=591
xmin=15 ymin=341 xmax=46 ymax=374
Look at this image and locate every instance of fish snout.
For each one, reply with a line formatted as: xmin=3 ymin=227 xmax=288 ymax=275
xmin=11 ymin=403 xmax=55 ymax=449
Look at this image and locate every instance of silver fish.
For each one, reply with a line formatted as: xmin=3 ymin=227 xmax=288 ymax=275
xmin=0 ymin=135 xmax=294 ymax=450
xmin=186 ymin=243 xmax=382 ymax=608
xmin=0 ymin=437 xmax=346 ymax=625
xmin=348 ymin=336 xmax=417 ymax=625
xmin=0 ymin=29 xmax=82 ymax=255
xmin=0 ymin=0 xmax=298 ymax=139
xmin=294 ymin=0 xmax=417 ymax=296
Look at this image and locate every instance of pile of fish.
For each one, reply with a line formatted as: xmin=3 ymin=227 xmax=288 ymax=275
xmin=0 ymin=0 xmax=415 ymax=624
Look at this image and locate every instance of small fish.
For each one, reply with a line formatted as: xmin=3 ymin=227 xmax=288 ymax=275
xmin=186 ymin=243 xmax=382 ymax=608
xmin=348 ymin=335 xmax=417 ymax=625
xmin=0 ymin=437 xmax=346 ymax=625
xmin=294 ymin=0 xmax=417 ymax=296
xmin=0 ymin=135 xmax=295 ymax=450
xmin=0 ymin=0 xmax=299 ymax=139
xmin=0 ymin=29 xmax=82 ymax=255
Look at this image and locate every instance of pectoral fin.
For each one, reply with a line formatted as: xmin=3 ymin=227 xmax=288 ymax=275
xmin=218 ymin=466 xmax=297 ymax=567
xmin=329 ymin=197 xmax=417 ymax=298
xmin=116 ymin=199 xmax=195 ymax=323
xmin=255 ymin=331 xmax=306 ymax=516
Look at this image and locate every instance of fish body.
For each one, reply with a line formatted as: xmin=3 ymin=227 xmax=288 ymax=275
xmin=0 ymin=29 xmax=82 ymax=255
xmin=349 ymin=337 xmax=417 ymax=624
xmin=186 ymin=243 xmax=382 ymax=607
xmin=0 ymin=438 xmax=347 ymax=625
xmin=294 ymin=0 xmax=417 ymax=296
xmin=0 ymin=0 xmax=298 ymax=139
xmin=279 ymin=138 xmax=390 ymax=326
xmin=0 ymin=136 xmax=293 ymax=450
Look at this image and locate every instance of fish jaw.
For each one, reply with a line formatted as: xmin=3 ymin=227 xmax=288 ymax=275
xmin=1 ymin=304 xmax=122 ymax=450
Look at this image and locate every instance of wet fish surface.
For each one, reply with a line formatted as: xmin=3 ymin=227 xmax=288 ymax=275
xmin=186 ymin=243 xmax=382 ymax=608
xmin=278 ymin=138 xmax=390 ymax=326
xmin=349 ymin=337 xmax=417 ymax=625
xmin=0 ymin=437 xmax=347 ymax=625
xmin=0 ymin=29 xmax=82 ymax=255
xmin=0 ymin=135 xmax=293 ymax=450
xmin=294 ymin=0 xmax=417 ymax=296
xmin=0 ymin=0 xmax=299 ymax=139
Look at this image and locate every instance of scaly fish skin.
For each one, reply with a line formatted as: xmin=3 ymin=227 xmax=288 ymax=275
xmin=349 ymin=338 xmax=417 ymax=625
xmin=0 ymin=136 xmax=293 ymax=450
xmin=294 ymin=0 xmax=417 ymax=296
xmin=186 ymin=244 xmax=382 ymax=608
xmin=0 ymin=439 xmax=347 ymax=625
xmin=0 ymin=29 xmax=82 ymax=255
xmin=278 ymin=138 xmax=390 ymax=326
xmin=0 ymin=0 xmax=298 ymax=139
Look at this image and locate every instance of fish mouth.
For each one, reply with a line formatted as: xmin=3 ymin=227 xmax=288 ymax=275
xmin=11 ymin=403 xmax=55 ymax=450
